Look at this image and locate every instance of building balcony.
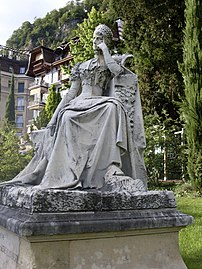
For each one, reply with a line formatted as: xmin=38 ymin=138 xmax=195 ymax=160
xmin=29 ymin=80 xmax=49 ymax=88
xmin=28 ymin=100 xmax=46 ymax=111
xmin=33 ymin=60 xmax=43 ymax=73
xmin=29 ymin=81 xmax=49 ymax=96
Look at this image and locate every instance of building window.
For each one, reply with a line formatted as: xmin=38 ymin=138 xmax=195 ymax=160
xmin=18 ymin=82 xmax=25 ymax=93
xmin=16 ymin=115 xmax=23 ymax=128
xmin=16 ymin=97 xmax=24 ymax=111
xmin=19 ymin=67 xmax=26 ymax=74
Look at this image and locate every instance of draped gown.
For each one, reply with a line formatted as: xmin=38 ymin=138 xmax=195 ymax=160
xmin=12 ymin=58 xmax=147 ymax=189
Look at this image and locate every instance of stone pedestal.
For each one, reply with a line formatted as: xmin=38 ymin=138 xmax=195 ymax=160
xmin=0 ymin=186 xmax=193 ymax=269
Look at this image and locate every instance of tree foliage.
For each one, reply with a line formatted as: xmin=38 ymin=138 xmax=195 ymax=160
xmin=33 ymin=85 xmax=62 ymax=129
xmin=45 ymin=85 xmax=62 ymax=121
xmin=0 ymin=122 xmax=33 ymax=182
xmin=33 ymin=108 xmax=49 ymax=130
xmin=181 ymin=0 xmax=202 ymax=191
xmin=108 ymin=0 xmax=185 ymax=121
xmin=69 ymin=7 xmax=107 ymax=65
xmin=5 ymin=1 xmax=106 ymax=50
xmin=6 ymin=1 xmax=85 ymax=49
xmin=144 ymin=113 xmax=186 ymax=184
xmin=5 ymin=73 xmax=15 ymax=124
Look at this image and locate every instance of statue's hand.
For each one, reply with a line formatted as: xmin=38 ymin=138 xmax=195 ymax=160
xmin=97 ymin=41 xmax=108 ymax=52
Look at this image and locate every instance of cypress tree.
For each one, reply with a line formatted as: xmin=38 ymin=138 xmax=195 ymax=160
xmin=33 ymin=85 xmax=62 ymax=129
xmin=45 ymin=85 xmax=62 ymax=121
xmin=5 ymin=72 xmax=15 ymax=124
xmin=33 ymin=108 xmax=49 ymax=129
xmin=181 ymin=0 xmax=202 ymax=190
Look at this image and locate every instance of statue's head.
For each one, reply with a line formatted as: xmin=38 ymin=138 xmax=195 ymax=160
xmin=93 ymin=24 xmax=113 ymax=53
xmin=94 ymin=24 xmax=113 ymax=44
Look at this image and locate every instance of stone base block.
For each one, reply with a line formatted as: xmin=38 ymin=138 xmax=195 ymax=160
xmin=0 ymin=225 xmax=188 ymax=269
xmin=0 ymin=188 xmax=193 ymax=269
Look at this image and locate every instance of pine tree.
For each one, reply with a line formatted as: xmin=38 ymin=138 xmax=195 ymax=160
xmin=5 ymin=72 xmax=15 ymax=124
xmin=181 ymin=0 xmax=202 ymax=190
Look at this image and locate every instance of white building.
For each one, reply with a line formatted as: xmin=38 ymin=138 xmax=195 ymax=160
xmin=26 ymin=44 xmax=73 ymax=121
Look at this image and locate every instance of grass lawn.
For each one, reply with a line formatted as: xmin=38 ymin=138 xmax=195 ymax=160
xmin=177 ymin=197 xmax=202 ymax=269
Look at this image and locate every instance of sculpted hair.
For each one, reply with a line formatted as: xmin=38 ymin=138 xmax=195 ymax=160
xmin=94 ymin=24 xmax=113 ymax=45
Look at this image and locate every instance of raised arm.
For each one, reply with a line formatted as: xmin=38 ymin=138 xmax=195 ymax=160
xmin=98 ymin=41 xmax=122 ymax=76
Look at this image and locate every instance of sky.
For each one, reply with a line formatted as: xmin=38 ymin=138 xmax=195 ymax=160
xmin=0 ymin=0 xmax=69 ymax=45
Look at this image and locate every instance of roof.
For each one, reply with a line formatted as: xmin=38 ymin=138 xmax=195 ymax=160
xmin=26 ymin=44 xmax=72 ymax=77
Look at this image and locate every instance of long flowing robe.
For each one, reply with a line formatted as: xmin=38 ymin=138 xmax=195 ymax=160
xmin=12 ymin=58 xmax=147 ymax=189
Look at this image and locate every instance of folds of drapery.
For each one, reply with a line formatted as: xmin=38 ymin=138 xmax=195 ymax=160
xmin=13 ymin=97 xmax=137 ymax=189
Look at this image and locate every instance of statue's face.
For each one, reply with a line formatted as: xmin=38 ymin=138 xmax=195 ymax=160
xmin=93 ymin=32 xmax=104 ymax=54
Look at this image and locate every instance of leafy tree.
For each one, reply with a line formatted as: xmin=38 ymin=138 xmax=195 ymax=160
xmin=6 ymin=1 xmax=88 ymax=50
xmin=108 ymin=0 xmax=185 ymax=121
xmin=69 ymin=7 xmax=107 ymax=65
xmin=45 ymin=85 xmax=62 ymax=121
xmin=5 ymin=73 xmax=15 ymax=124
xmin=83 ymin=0 xmax=103 ymax=13
xmin=5 ymin=21 xmax=33 ymax=49
xmin=0 ymin=122 xmax=33 ymax=182
xmin=181 ymin=0 xmax=202 ymax=191
xmin=5 ymin=1 xmax=112 ymax=51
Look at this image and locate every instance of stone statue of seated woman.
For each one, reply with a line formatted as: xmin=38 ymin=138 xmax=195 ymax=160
xmin=2 ymin=24 xmax=147 ymax=192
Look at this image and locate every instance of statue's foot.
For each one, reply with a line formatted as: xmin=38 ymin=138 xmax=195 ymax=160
xmin=102 ymin=164 xmax=145 ymax=194
xmin=105 ymin=164 xmax=125 ymax=177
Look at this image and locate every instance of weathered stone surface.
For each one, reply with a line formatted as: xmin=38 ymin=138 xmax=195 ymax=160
xmin=0 ymin=224 xmax=190 ymax=269
xmin=0 ymin=186 xmax=193 ymax=269
xmin=0 ymin=203 xmax=193 ymax=237
xmin=0 ymin=185 xmax=176 ymax=213
xmin=0 ymin=185 xmax=193 ymax=269
xmin=0 ymin=226 xmax=19 ymax=269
